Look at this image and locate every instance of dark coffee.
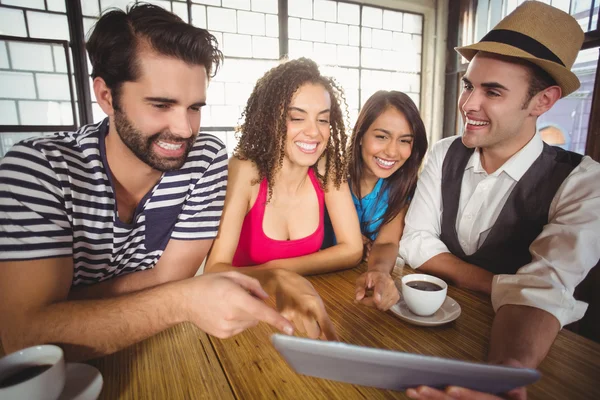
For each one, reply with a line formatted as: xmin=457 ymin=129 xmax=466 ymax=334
xmin=406 ymin=280 xmax=443 ymax=292
xmin=0 ymin=364 xmax=52 ymax=388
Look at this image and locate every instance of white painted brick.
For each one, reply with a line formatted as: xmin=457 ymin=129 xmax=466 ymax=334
xmin=237 ymin=11 xmax=265 ymax=35
xmin=172 ymin=2 xmax=189 ymax=22
xmin=0 ymin=7 xmax=27 ymax=37
xmin=0 ymin=100 xmax=19 ymax=125
xmin=81 ymin=0 xmax=100 ymax=17
xmin=92 ymin=102 xmax=107 ymax=123
xmin=223 ymin=0 xmax=250 ymax=10
xmin=83 ymin=17 xmax=98 ymax=38
xmin=18 ymin=100 xmax=63 ymax=125
xmin=0 ymin=71 xmax=36 ymax=99
xmin=8 ymin=42 xmax=54 ymax=72
xmin=53 ymin=45 xmax=68 ymax=73
xmin=47 ymin=0 xmax=67 ymax=12
xmin=27 ymin=11 xmax=70 ymax=41
xmin=207 ymin=7 xmax=237 ymax=33
xmin=191 ymin=5 xmax=207 ymax=28
xmin=265 ymin=14 xmax=278 ymax=37
xmin=251 ymin=0 xmax=277 ymax=14
xmin=2 ymin=0 xmax=45 ymax=9
xmin=207 ymin=81 xmax=225 ymax=105
xmin=222 ymin=33 xmax=252 ymax=57
xmin=252 ymin=36 xmax=278 ymax=59
xmin=191 ymin=0 xmax=219 ymax=6
xmin=100 ymin=0 xmax=133 ymax=12
xmin=36 ymin=73 xmax=72 ymax=101
xmin=0 ymin=41 xmax=9 ymax=69
xmin=60 ymin=101 xmax=74 ymax=125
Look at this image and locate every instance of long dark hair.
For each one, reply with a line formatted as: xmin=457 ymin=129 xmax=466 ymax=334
xmin=86 ymin=3 xmax=223 ymax=105
xmin=234 ymin=58 xmax=349 ymax=201
xmin=348 ymin=91 xmax=428 ymax=239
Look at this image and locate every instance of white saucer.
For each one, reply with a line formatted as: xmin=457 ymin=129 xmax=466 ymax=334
xmin=389 ymin=295 xmax=461 ymax=327
xmin=57 ymin=363 xmax=103 ymax=400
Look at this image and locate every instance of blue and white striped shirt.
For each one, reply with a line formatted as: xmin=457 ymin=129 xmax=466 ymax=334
xmin=0 ymin=119 xmax=228 ymax=286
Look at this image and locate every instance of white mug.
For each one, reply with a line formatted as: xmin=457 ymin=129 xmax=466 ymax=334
xmin=0 ymin=345 xmax=65 ymax=400
xmin=401 ymin=274 xmax=448 ymax=316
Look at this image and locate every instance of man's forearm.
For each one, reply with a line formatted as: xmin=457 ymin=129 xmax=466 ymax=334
xmin=2 ymin=281 xmax=185 ymax=361
xmin=68 ymin=268 xmax=165 ymax=300
xmin=488 ymin=304 xmax=560 ymax=368
xmin=418 ymin=253 xmax=494 ymax=295
xmin=368 ymin=242 xmax=399 ymax=274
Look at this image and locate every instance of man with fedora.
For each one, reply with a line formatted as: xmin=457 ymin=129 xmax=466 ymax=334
xmin=401 ymin=1 xmax=600 ymax=397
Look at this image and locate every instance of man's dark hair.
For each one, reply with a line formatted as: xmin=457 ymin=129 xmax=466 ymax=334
xmin=523 ymin=62 xmax=558 ymax=107
xmin=86 ymin=3 xmax=223 ymax=105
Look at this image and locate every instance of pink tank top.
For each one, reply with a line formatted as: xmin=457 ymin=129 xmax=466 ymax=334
xmin=232 ymin=168 xmax=325 ymax=267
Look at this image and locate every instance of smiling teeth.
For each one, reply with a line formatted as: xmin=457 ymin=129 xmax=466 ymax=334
xmin=375 ymin=157 xmax=396 ymax=167
xmin=466 ymin=118 xmax=490 ymax=126
xmin=157 ymin=141 xmax=183 ymax=150
xmin=296 ymin=142 xmax=317 ymax=150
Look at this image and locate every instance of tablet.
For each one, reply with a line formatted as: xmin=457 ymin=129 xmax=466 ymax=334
xmin=271 ymin=334 xmax=540 ymax=394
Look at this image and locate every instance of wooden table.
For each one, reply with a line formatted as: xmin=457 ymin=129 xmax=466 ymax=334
xmin=4 ymin=265 xmax=598 ymax=399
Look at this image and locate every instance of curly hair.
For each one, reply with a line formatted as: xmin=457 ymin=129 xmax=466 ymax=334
xmin=234 ymin=58 xmax=349 ymax=201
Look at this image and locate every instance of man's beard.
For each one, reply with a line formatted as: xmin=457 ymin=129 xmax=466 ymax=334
xmin=113 ymin=109 xmax=196 ymax=172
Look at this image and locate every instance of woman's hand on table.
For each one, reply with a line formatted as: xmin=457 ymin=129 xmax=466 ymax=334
xmin=183 ymin=271 xmax=294 ymax=338
xmin=406 ymin=386 xmax=526 ymax=400
xmin=355 ymin=270 xmax=400 ymax=311
xmin=273 ymin=269 xmax=339 ymax=341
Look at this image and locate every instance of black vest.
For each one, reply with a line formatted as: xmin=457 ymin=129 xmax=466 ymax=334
xmin=440 ymin=139 xmax=583 ymax=274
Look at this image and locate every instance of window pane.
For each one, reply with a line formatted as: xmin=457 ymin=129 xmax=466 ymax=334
xmin=1 ymin=39 xmax=75 ymax=127
xmin=0 ymin=132 xmax=48 ymax=158
xmin=314 ymin=0 xmax=336 ymax=22
xmin=337 ymin=2 xmax=359 ymax=25
xmin=362 ymin=7 xmax=382 ymax=29
xmin=538 ymin=48 xmax=599 ymax=155
xmin=383 ymin=10 xmax=403 ymax=32
xmin=289 ymin=0 xmax=312 ymax=19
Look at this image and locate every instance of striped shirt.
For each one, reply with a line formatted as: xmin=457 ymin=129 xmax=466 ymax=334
xmin=0 ymin=119 xmax=228 ymax=286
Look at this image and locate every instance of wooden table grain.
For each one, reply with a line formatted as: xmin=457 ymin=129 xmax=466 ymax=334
xmin=210 ymin=265 xmax=600 ymax=400
xmin=2 ymin=264 xmax=599 ymax=399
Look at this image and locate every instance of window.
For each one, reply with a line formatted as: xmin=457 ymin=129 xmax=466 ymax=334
xmin=288 ymin=0 xmax=423 ymax=125
xmin=0 ymin=0 xmax=441 ymax=157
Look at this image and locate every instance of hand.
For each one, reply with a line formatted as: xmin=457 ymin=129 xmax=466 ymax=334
xmin=406 ymin=386 xmax=526 ymax=400
xmin=355 ymin=270 xmax=400 ymax=311
xmin=182 ymin=271 xmax=294 ymax=339
xmin=273 ymin=269 xmax=339 ymax=341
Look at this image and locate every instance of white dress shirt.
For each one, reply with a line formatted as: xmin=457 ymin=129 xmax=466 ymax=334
xmin=400 ymin=134 xmax=600 ymax=327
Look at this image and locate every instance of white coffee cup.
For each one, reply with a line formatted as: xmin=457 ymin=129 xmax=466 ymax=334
xmin=0 ymin=345 xmax=66 ymax=400
xmin=401 ymin=274 xmax=448 ymax=316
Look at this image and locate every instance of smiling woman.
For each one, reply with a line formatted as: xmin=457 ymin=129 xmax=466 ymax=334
xmin=204 ymin=57 xmax=363 ymax=290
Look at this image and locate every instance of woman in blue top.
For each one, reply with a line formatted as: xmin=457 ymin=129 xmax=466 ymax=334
xmin=349 ymin=91 xmax=427 ymax=311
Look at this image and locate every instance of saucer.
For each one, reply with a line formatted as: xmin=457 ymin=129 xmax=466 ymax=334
xmin=389 ymin=296 xmax=461 ymax=327
xmin=57 ymin=363 xmax=103 ymax=400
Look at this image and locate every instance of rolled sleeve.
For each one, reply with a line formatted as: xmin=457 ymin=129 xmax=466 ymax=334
xmin=491 ymin=157 xmax=600 ymax=327
xmin=400 ymin=137 xmax=457 ymax=268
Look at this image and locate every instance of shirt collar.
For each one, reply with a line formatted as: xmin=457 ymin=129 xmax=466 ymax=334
xmin=464 ymin=133 xmax=544 ymax=181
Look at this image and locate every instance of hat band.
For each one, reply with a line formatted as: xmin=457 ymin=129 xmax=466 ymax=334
xmin=479 ymin=29 xmax=565 ymax=67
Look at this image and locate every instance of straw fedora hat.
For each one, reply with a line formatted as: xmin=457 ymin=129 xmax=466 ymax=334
xmin=455 ymin=1 xmax=584 ymax=97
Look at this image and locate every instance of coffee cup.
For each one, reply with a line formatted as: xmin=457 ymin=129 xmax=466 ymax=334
xmin=0 ymin=345 xmax=65 ymax=400
xmin=401 ymin=274 xmax=447 ymax=316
